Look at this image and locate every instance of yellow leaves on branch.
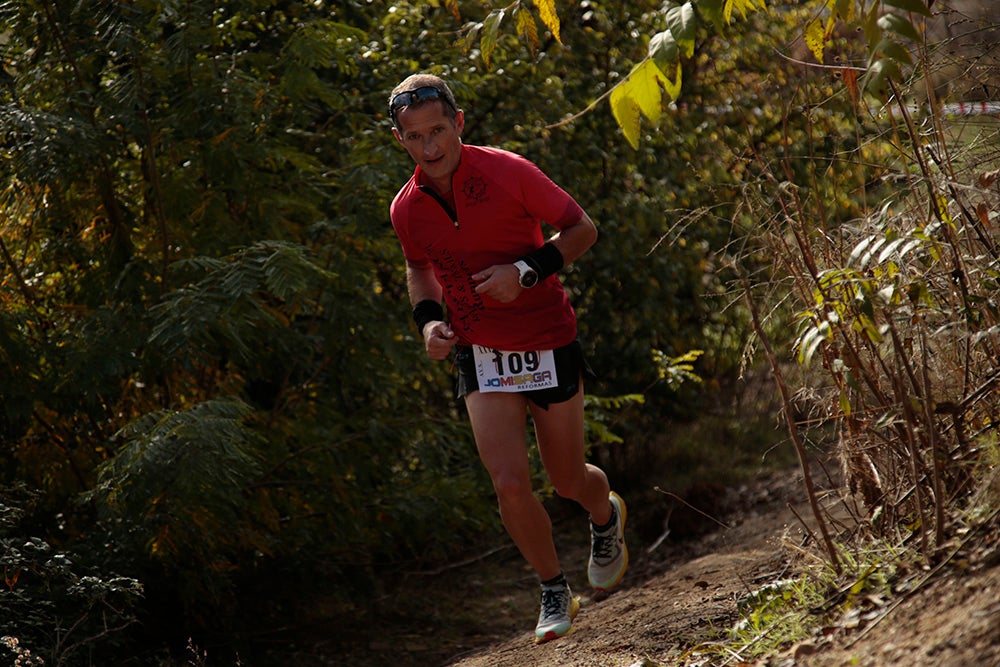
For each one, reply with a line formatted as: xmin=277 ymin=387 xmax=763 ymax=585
xmin=609 ymin=0 xmax=767 ymax=149
xmin=477 ymin=0 xmax=561 ymax=68
xmin=724 ymin=0 xmax=767 ymax=25
xmin=610 ymin=59 xmax=682 ymax=149
xmin=805 ymin=18 xmax=826 ymax=63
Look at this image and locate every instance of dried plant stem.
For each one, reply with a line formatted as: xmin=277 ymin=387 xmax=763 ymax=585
xmin=741 ymin=274 xmax=841 ymax=574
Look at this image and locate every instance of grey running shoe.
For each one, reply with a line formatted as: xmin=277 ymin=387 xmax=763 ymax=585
xmin=588 ymin=491 xmax=628 ymax=591
xmin=534 ymin=582 xmax=580 ymax=643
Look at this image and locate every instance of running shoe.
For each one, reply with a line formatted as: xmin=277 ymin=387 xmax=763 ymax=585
xmin=534 ymin=581 xmax=580 ymax=643
xmin=588 ymin=491 xmax=628 ymax=591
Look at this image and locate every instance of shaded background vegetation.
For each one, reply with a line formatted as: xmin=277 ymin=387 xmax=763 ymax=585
xmin=1 ymin=0 xmax=997 ymax=665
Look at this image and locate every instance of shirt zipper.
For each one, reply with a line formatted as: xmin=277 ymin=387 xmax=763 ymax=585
xmin=418 ymin=185 xmax=459 ymax=229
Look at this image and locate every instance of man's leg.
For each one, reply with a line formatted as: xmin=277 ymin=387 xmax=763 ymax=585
xmin=465 ymin=390 xmax=562 ymax=580
xmin=531 ymin=382 xmax=628 ymax=592
xmin=530 ymin=384 xmax=612 ymax=523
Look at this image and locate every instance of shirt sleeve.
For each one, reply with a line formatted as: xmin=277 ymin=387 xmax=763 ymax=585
xmin=509 ymin=153 xmax=585 ymax=230
xmin=390 ymin=193 xmax=432 ymax=269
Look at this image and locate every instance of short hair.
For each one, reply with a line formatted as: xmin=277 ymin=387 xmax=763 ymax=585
xmin=388 ymin=74 xmax=459 ymax=127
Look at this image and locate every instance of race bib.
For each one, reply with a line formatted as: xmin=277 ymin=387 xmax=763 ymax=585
xmin=472 ymin=345 xmax=558 ymax=393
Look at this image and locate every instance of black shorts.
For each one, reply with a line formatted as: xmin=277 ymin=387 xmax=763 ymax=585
xmin=454 ymin=340 xmax=597 ymax=409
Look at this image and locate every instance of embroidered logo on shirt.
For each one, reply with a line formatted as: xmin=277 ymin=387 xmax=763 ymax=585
xmin=462 ymin=177 xmax=489 ymax=206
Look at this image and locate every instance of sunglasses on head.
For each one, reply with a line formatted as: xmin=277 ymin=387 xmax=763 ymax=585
xmin=389 ymin=86 xmax=456 ymax=127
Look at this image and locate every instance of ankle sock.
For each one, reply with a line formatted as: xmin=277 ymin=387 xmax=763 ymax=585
xmin=591 ymin=504 xmax=617 ymax=532
xmin=541 ymin=573 xmax=567 ymax=588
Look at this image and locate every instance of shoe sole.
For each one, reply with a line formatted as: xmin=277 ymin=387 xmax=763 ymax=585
xmin=590 ymin=491 xmax=629 ymax=592
xmin=534 ymin=596 xmax=580 ymax=644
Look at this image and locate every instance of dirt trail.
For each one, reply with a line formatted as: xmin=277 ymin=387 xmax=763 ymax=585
xmin=340 ymin=464 xmax=999 ymax=667
xmin=434 ymin=466 xmax=1000 ymax=667
xmin=442 ymin=470 xmax=807 ymax=667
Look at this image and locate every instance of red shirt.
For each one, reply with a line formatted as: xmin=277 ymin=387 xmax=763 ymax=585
xmin=391 ymin=145 xmax=584 ymax=350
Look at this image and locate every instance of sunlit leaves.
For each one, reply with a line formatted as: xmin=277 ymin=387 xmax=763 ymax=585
xmin=665 ymin=1 xmax=696 ymax=57
xmin=652 ymin=348 xmax=704 ymax=389
xmin=514 ymin=4 xmax=540 ymax=52
xmin=724 ymin=0 xmax=768 ymax=25
xmin=610 ymin=59 xmax=671 ymax=149
xmin=535 ymin=0 xmax=562 ymax=43
xmin=609 ymin=0 xmax=765 ymax=148
xmin=466 ymin=0 xmax=561 ymax=67
xmin=805 ymin=18 xmax=826 ymax=62
xmin=650 ymin=28 xmax=680 ymax=70
xmin=794 ymin=219 xmax=946 ymax=370
xmin=480 ymin=8 xmax=506 ymax=67
xmin=699 ymin=0 xmax=768 ymax=29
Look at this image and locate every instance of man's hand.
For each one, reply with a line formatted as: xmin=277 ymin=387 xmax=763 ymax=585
xmin=422 ymin=321 xmax=458 ymax=360
xmin=471 ymin=264 xmax=521 ymax=303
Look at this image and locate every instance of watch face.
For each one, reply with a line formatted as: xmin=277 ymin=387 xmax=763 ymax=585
xmin=520 ymin=270 xmax=538 ymax=288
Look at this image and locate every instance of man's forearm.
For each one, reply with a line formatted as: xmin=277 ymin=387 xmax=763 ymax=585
xmin=407 ymin=264 xmax=443 ymax=306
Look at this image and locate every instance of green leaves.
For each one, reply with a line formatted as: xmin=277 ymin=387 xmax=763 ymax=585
xmin=468 ymin=0 xmax=561 ymax=67
xmin=92 ymin=398 xmax=261 ymax=566
xmin=608 ymin=1 xmax=700 ymax=148
xmin=609 ymin=0 xmax=769 ymax=148
xmin=480 ymin=8 xmax=507 ymax=67
xmin=666 ymin=1 xmax=697 ymax=57
xmin=800 ymin=0 xmax=929 ymax=95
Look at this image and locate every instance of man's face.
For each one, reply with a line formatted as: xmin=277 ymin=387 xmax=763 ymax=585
xmin=393 ymin=101 xmax=465 ymax=190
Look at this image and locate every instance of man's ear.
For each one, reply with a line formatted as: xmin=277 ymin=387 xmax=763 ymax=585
xmin=455 ymin=110 xmax=465 ymax=135
xmin=392 ymin=126 xmax=403 ymax=144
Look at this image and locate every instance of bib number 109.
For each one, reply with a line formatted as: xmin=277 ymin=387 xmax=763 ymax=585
xmin=472 ymin=345 xmax=558 ymax=393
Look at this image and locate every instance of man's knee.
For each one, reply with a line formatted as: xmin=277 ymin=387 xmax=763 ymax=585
xmin=491 ymin=470 xmax=534 ymax=505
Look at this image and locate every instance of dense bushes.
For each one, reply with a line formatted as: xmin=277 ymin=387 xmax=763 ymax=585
xmin=2 ymin=0 xmax=995 ymax=663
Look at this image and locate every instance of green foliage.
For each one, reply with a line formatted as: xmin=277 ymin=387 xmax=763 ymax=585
xmin=0 ymin=485 xmax=143 ymax=665
xmin=14 ymin=0 xmax=987 ymax=662
xmin=88 ymin=399 xmax=261 ymax=563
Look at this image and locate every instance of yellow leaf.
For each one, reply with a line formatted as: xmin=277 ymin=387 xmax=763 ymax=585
xmin=534 ymin=0 xmax=561 ymax=44
xmin=610 ymin=59 xmax=667 ymax=149
xmin=480 ymin=9 xmax=505 ymax=68
xmin=805 ymin=18 xmax=825 ymax=62
xmin=663 ymin=60 xmax=682 ymax=101
xmin=610 ymin=81 xmax=642 ymax=150
xmin=724 ymin=0 xmax=767 ymax=24
xmin=632 ymin=60 xmax=665 ymax=124
xmin=515 ymin=5 xmax=540 ymax=53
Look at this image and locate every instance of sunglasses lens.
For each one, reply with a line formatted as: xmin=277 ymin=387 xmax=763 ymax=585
xmin=390 ymin=87 xmax=450 ymax=124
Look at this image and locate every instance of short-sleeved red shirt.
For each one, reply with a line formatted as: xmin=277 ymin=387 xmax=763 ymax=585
xmin=391 ymin=144 xmax=584 ymax=350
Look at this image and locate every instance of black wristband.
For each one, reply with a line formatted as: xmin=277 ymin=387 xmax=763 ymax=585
xmin=520 ymin=242 xmax=564 ymax=281
xmin=412 ymin=299 xmax=444 ymax=334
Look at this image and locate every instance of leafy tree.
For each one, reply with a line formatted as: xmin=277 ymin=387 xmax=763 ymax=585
xmin=10 ymin=0 xmax=986 ymax=663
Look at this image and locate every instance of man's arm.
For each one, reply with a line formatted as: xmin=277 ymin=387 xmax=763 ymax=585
xmin=472 ymin=210 xmax=598 ymax=303
xmin=547 ymin=210 xmax=598 ymax=265
xmin=407 ymin=263 xmax=457 ymax=360
xmin=407 ymin=262 xmax=443 ymax=306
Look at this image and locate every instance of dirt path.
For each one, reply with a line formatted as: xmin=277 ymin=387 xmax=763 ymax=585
xmin=442 ymin=470 xmax=808 ymax=667
xmin=340 ymin=464 xmax=999 ymax=667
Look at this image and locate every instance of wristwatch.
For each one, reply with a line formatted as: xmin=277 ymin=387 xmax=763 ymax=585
xmin=513 ymin=260 xmax=538 ymax=288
